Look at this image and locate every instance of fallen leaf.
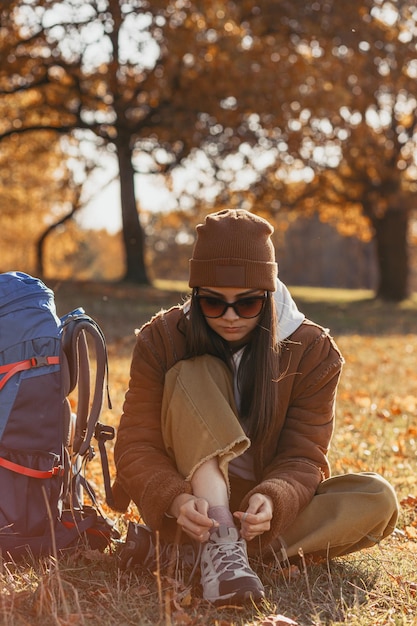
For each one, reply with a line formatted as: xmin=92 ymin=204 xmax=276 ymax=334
xmin=400 ymin=494 xmax=417 ymax=508
xmin=405 ymin=526 xmax=417 ymax=540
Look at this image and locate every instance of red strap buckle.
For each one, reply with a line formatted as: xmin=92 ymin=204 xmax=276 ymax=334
xmin=30 ymin=356 xmax=49 ymax=367
xmin=0 ymin=456 xmax=64 ymax=479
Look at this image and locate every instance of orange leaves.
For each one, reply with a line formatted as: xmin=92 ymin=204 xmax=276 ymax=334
xmin=350 ymin=391 xmax=374 ymax=409
xmin=400 ymin=495 xmax=417 ymax=508
xmin=400 ymin=396 xmax=417 ymax=413
xmin=267 ymin=563 xmax=301 ymax=583
xmin=333 ymin=335 xmax=417 ymax=472
xmin=395 ymin=495 xmax=417 ymax=561
xmin=404 ymin=526 xmax=417 ymax=541
xmin=340 ymin=386 xmax=417 ymax=420
xmin=385 ymin=569 xmax=417 ymax=598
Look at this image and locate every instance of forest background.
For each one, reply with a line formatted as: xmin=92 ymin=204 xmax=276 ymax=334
xmin=1 ymin=0 xmax=417 ymax=301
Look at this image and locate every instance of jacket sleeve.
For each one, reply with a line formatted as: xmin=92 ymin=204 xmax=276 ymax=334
xmin=112 ymin=314 xmax=193 ymax=531
xmin=242 ymin=324 xmax=344 ymax=553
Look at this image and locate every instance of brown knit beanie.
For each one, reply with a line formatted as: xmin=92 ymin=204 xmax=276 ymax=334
xmin=189 ymin=209 xmax=278 ymax=291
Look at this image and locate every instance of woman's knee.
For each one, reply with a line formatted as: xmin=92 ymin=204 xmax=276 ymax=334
xmin=167 ymin=355 xmax=231 ymax=384
xmin=165 ymin=355 xmax=236 ymax=410
xmin=356 ymin=472 xmax=399 ymax=536
xmin=371 ymin=473 xmax=399 ymax=526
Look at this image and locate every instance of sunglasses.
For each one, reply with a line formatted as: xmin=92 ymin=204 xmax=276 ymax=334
xmin=196 ymin=293 xmax=267 ymax=319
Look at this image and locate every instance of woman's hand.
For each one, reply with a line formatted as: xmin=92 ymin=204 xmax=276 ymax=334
xmin=233 ymin=493 xmax=273 ymax=541
xmin=169 ymin=494 xmax=218 ymax=543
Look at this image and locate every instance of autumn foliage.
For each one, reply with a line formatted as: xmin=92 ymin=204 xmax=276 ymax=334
xmin=1 ymin=1 xmax=417 ymax=298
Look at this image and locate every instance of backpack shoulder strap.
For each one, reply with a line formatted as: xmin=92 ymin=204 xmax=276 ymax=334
xmin=61 ymin=308 xmax=114 ymax=506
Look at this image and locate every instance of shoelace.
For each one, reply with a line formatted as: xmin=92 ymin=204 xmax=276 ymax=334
xmin=204 ymin=539 xmax=252 ymax=575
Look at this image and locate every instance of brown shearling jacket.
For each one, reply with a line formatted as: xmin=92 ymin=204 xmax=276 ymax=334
xmin=112 ymin=305 xmax=344 ymax=554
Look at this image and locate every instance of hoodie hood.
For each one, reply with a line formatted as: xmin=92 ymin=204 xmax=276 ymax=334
xmin=274 ymin=279 xmax=305 ymax=341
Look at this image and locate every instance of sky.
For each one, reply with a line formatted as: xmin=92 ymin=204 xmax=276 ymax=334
xmin=76 ymin=170 xmax=175 ymax=234
xmin=77 ymin=180 xmax=122 ymax=233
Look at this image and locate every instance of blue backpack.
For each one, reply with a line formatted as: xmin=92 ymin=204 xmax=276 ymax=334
xmin=0 ymin=271 xmax=119 ymax=559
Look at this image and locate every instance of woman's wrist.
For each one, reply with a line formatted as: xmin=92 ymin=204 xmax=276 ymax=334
xmin=168 ymin=493 xmax=193 ymax=518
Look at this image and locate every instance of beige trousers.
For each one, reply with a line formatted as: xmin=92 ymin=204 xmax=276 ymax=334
xmin=161 ymin=355 xmax=399 ymax=560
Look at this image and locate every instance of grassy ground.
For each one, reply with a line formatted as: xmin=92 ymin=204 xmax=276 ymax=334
xmin=2 ymin=281 xmax=417 ymax=626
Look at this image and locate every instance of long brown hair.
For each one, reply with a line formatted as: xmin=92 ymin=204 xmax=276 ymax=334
xmin=185 ymin=290 xmax=281 ymax=449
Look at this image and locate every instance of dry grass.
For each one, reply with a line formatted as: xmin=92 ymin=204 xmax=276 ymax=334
xmin=1 ymin=280 xmax=417 ymax=626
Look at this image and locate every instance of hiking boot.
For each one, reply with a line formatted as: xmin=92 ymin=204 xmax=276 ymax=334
xmin=200 ymin=525 xmax=265 ymax=606
xmin=118 ymin=521 xmax=197 ymax=571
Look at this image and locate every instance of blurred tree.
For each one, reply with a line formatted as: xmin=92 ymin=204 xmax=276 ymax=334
xmin=0 ymin=127 xmax=82 ymax=273
xmin=0 ymin=118 xmax=98 ymax=276
xmin=144 ymin=207 xmax=203 ymax=282
xmin=43 ymin=222 xmax=124 ymax=280
xmin=1 ymin=0 xmax=416 ymax=298
xmin=153 ymin=0 xmax=417 ymax=300
xmin=0 ymin=0 xmax=289 ymax=284
xmin=193 ymin=0 xmax=416 ymax=301
xmin=0 ymin=0 xmax=151 ymax=282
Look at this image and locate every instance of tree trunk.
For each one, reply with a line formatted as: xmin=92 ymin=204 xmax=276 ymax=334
xmin=36 ymin=207 xmax=77 ymax=278
xmin=116 ymin=137 xmax=149 ymax=284
xmin=373 ymin=208 xmax=409 ymax=301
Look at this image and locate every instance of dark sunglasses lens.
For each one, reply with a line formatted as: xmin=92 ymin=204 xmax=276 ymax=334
xmin=198 ymin=297 xmax=226 ymax=317
xmin=234 ymin=297 xmax=265 ymax=318
xmin=198 ymin=296 xmax=265 ymax=318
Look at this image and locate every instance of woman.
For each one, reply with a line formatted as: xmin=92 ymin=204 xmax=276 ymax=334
xmin=112 ymin=209 xmax=398 ymax=606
